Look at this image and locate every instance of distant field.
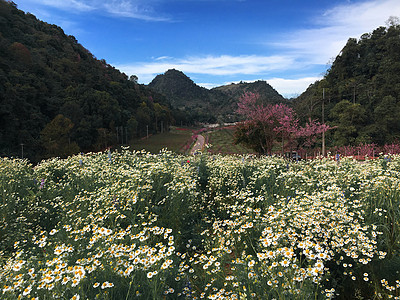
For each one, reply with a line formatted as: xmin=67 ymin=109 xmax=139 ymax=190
xmin=205 ymin=126 xmax=254 ymax=154
xmin=130 ymin=125 xmax=254 ymax=155
xmin=129 ymin=127 xmax=194 ymax=154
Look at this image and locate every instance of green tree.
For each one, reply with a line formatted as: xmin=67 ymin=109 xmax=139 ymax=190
xmin=296 ymin=21 xmax=400 ymax=146
xmin=330 ymin=100 xmax=367 ymax=145
xmin=374 ymin=96 xmax=400 ymax=142
xmin=40 ymin=114 xmax=79 ymax=157
xmin=95 ymin=127 xmax=114 ymax=150
xmin=127 ymin=116 xmax=138 ymax=139
xmin=136 ymin=102 xmax=153 ymax=136
xmin=129 ymin=74 xmax=138 ymax=83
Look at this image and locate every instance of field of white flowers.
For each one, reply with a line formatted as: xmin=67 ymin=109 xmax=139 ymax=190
xmin=1 ymin=148 xmax=400 ymax=299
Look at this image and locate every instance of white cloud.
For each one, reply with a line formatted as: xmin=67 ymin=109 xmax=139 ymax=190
xmin=28 ymin=0 xmax=94 ymax=12
xmin=29 ymin=0 xmax=398 ymax=96
xmin=115 ymin=54 xmax=296 ymax=83
xmin=115 ymin=52 xmax=322 ymax=96
xmin=102 ymin=0 xmax=170 ymax=21
xmin=155 ymin=56 xmax=173 ymax=61
xmin=23 ymin=0 xmax=169 ymax=21
xmin=273 ymin=0 xmax=400 ymax=65
xmin=197 ymin=82 xmax=219 ymax=89
xmin=266 ymin=77 xmax=323 ymax=98
xmin=114 ymin=55 xmax=325 ymax=97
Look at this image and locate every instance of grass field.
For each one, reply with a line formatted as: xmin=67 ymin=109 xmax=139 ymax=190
xmin=130 ymin=126 xmax=253 ymax=156
xmin=130 ymin=127 xmax=194 ymax=154
xmin=205 ymin=126 xmax=254 ymax=154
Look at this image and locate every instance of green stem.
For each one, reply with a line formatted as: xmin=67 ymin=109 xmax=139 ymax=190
xmin=125 ymin=274 xmax=136 ymax=300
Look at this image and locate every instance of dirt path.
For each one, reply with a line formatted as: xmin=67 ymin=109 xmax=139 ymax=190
xmin=190 ymin=134 xmax=205 ymax=155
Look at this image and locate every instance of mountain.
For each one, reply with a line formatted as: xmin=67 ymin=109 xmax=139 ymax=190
xmin=148 ymin=70 xmax=286 ymax=123
xmin=149 ymin=69 xmax=210 ymax=107
xmin=0 ymin=0 xmax=172 ymax=161
xmin=148 ymin=69 xmax=217 ymax=123
xmin=293 ymin=21 xmax=400 ymax=146
xmin=211 ymin=80 xmax=286 ymax=105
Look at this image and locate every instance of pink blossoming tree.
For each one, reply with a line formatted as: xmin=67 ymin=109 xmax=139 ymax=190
xmin=234 ymin=92 xmax=331 ymax=155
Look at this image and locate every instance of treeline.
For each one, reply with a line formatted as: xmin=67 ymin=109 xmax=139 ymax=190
xmin=0 ymin=0 xmax=173 ymax=161
xmin=294 ymin=18 xmax=400 ymax=147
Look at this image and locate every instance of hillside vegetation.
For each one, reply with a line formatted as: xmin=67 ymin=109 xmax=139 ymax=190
xmin=149 ymin=69 xmax=286 ymax=124
xmin=0 ymin=0 xmax=172 ymax=161
xmin=294 ymin=20 xmax=400 ymax=146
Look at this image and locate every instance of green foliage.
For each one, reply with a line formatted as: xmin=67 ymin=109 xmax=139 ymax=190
xmin=294 ymin=22 xmax=400 ymax=147
xmin=0 ymin=157 xmax=35 ymax=257
xmin=373 ymin=96 xmax=400 ymax=142
xmin=40 ymin=114 xmax=79 ymax=158
xmin=0 ymin=0 xmax=173 ymax=161
xmin=329 ymin=100 xmax=367 ymax=145
xmin=206 ymin=127 xmax=253 ymax=155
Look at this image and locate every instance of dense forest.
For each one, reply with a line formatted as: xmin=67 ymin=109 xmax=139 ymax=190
xmin=0 ymin=0 xmax=173 ymax=161
xmin=294 ymin=18 xmax=400 ymax=147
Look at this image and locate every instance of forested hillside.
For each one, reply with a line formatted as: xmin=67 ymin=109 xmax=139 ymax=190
xmin=148 ymin=69 xmax=218 ymax=123
xmin=211 ymin=80 xmax=286 ymax=105
xmin=0 ymin=0 xmax=173 ymax=161
xmin=294 ymin=20 xmax=400 ymax=146
xmin=148 ymin=69 xmax=286 ymax=124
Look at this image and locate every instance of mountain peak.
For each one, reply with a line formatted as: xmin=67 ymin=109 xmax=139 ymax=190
xmin=148 ymin=69 xmax=209 ymax=105
xmin=147 ymin=69 xmax=286 ymax=123
xmin=163 ymin=69 xmax=187 ymax=77
xmin=150 ymin=69 xmax=197 ymax=87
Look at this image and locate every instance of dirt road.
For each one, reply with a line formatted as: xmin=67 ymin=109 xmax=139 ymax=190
xmin=190 ymin=135 xmax=205 ymax=155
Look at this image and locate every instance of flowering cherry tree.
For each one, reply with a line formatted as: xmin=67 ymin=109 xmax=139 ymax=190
xmin=234 ymin=92 xmax=331 ymax=155
xmin=270 ymin=103 xmax=299 ymax=154
xmin=235 ymin=92 xmax=277 ymax=154
xmin=296 ymin=118 xmax=331 ymax=149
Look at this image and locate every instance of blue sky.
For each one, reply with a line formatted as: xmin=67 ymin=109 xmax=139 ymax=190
xmin=16 ymin=0 xmax=400 ymax=97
